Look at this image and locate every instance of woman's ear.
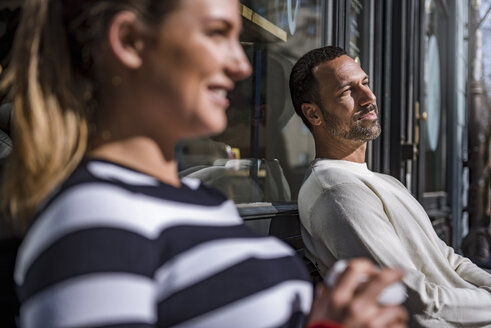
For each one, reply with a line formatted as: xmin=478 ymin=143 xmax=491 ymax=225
xmin=301 ymin=103 xmax=323 ymax=127
xmin=107 ymin=11 xmax=145 ymax=69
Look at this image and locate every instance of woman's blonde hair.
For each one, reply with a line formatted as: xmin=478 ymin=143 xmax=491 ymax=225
xmin=0 ymin=0 xmax=179 ymax=235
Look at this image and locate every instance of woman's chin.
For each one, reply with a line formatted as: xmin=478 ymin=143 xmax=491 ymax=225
xmin=207 ymin=119 xmax=227 ymax=136
xmin=190 ymin=117 xmax=228 ymax=139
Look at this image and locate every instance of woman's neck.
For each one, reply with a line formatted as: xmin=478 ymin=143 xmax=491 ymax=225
xmin=88 ymin=136 xmax=181 ymax=187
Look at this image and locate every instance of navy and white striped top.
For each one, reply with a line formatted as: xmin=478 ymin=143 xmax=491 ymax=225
xmin=15 ymin=159 xmax=312 ymax=327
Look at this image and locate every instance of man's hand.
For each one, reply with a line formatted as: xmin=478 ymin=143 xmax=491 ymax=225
xmin=308 ymin=258 xmax=408 ymax=328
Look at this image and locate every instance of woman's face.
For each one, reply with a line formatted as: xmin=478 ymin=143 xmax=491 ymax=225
xmin=138 ymin=0 xmax=251 ymax=140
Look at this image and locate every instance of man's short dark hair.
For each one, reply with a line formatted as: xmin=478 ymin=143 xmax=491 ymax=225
xmin=289 ymin=46 xmax=347 ymax=129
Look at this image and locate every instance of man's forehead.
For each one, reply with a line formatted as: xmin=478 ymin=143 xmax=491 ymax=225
xmin=313 ymin=55 xmax=366 ymax=87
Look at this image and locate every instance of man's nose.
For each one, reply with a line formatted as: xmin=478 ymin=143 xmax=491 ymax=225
xmin=227 ymin=42 xmax=252 ymax=81
xmin=359 ymin=85 xmax=376 ymax=107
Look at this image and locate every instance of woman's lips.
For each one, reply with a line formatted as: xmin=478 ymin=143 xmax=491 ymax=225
xmin=208 ymin=87 xmax=230 ymax=108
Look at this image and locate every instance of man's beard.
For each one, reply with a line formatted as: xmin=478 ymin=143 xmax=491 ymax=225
xmin=321 ymin=103 xmax=381 ymax=142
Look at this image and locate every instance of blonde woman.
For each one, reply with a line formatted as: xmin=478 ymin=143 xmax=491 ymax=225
xmin=1 ymin=0 xmax=407 ymax=327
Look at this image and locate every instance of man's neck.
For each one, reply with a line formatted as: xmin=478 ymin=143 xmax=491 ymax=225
xmin=314 ymin=133 xmax=367 ymax=163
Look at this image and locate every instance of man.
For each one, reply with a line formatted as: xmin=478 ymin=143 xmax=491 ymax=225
xmin=289 ymin=46 xmax=491 ymax=327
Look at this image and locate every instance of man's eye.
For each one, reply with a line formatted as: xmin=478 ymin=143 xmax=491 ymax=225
xmin=341 ymin=89 xmax=351 ymax=96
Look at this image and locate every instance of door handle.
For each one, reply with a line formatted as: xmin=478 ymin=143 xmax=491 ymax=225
xmin=415 ymin=101 xmax=427 ymax=145
xmin=417 ymin=111 xmax=428 ymax=121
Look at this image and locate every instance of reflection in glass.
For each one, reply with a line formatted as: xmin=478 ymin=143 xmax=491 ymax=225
xmin=424 ymin=36 xmax=441 ymax=152
xmin=178 ymin=1 xmax=323 ymax=202
xmin=349 ymin=0 xmax=370 ymax=70
xmin=423 ymin=0 xmax=446 ymax=193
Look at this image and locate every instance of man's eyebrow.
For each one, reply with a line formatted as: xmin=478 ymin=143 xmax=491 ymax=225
xmin=337 ymin=75 xmax=369 ymax=89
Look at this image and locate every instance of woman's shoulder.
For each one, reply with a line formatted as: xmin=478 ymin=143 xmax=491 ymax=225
xmin=32 ymin=160 xmax=240 ymax=240
xmin=47 ymin=160 xmax=228 ymax=210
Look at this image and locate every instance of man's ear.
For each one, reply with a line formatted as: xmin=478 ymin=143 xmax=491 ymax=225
xmin=107 ymin=11 xmax=145 ymax=69
xmin=301 ymin=103 xmax=323 ymax=127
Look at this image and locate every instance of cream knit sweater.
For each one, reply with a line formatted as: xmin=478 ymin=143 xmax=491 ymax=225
xmin=299 ymin=159 xmax=491 ymax=327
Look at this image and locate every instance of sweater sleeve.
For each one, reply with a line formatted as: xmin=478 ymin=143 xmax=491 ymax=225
xmin=436 ymin=236 xmax=491 ymax=290
xmin=307 ymin=182 xmax=491 ymax=327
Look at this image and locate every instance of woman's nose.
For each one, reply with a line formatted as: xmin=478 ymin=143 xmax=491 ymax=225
xmin=227 ymin=42 xmax=252 ymax=81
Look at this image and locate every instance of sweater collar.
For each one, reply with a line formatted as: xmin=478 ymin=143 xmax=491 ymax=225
xmin=311 ymin=158 xmax=373 ymax=176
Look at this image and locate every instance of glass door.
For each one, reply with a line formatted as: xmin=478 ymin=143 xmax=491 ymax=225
xmin=417 ymin=0 xmax=451 ymax=243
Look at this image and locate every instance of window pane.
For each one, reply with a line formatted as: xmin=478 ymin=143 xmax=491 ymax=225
xmin=423 ymin=0 xmax=446 ymax=192
xmin=349 ymin=0 xmax=371 ymax=70
xmin=178 ymin=1 xmax=324 ymax=203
